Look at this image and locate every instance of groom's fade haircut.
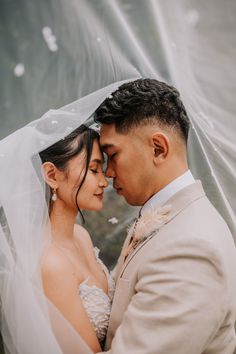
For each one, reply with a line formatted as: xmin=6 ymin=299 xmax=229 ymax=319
xmin=94 ymin=78 xmax=190 ymax=143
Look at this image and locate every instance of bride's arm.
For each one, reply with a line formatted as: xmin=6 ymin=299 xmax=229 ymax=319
xmin=41 ymin=249 xmax=102 ymax=353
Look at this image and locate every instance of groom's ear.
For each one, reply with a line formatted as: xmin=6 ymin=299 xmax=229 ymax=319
xmin=152 ymin=132 xmax=169 ymax=165
xmin=42 ymin=162 xmax=59 ymax=189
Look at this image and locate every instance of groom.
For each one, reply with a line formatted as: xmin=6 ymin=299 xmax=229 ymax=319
xmin=95 ymin=79 xmax=236 ymax=354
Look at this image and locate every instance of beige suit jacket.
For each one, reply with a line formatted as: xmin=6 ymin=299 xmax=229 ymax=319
xmin=102 ymin=181 xmax=236 ymax=354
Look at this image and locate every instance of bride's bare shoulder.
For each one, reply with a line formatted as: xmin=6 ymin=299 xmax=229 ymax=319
xmin=40 ymin=245 xmax=76 ymax=281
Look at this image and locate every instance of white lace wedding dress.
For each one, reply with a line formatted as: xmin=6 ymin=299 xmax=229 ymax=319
xmin=79 ymin=247 xmax=115 ymax=344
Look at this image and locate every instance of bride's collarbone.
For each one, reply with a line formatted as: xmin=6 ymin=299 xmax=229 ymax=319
xmin=49 ymin=241 xmax=108 ymax=292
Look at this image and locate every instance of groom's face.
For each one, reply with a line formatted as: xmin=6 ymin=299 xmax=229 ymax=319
xmin=100 ymin=123 xmax=155 ymax=206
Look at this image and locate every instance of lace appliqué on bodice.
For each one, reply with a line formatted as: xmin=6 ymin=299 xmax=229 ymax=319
xmin=79 ymin=247 xmax=115 ymax=343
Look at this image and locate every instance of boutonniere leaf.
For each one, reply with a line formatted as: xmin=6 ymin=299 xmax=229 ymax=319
xmin=124 ymin=204 xmax=172 ymax=259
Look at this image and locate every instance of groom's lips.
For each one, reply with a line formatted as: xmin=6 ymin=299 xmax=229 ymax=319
xmin=114 ymin=185 xmax=122 ymax=194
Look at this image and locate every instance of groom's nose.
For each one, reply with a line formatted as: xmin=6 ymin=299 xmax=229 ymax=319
xmin=105 ymin=164 xmax=116 ymax=178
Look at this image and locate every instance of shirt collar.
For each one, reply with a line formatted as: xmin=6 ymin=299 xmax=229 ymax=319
xmin=140 ymin=170 xmax=195 ymax=216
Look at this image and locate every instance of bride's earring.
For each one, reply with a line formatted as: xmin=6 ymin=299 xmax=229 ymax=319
xmin=51 ymin=188 xmax=57 ymax=202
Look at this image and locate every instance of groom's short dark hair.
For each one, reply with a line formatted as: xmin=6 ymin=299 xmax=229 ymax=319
xmin=94 ymin=78 xmax=190 ymax=143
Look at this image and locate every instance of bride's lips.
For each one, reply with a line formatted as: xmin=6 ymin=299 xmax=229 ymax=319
xmin=94 ymin=193 xmax=104 ymax=200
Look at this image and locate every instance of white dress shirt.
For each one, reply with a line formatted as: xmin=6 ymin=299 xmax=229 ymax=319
xmin=140 ymin=170 xmax=195 ymax=216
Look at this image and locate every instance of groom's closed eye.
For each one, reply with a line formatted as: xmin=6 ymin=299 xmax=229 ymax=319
xmin=108 ymin=153 xmax=116 ymax=160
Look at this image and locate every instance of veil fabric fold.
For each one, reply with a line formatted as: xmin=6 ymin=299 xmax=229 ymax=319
xmin=155 ymin=0 xmax=236 ymax=239
xmin=1 ymin=0 xmax=236 ymax=352
xmin=0 ymin=79 xmax=137 ymax=354
xmin=2 ymin=0 xmax=235 ymax=240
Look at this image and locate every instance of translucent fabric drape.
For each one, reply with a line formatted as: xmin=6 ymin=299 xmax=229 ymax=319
xmin=1 ymin=0 xmax=235 ymax=240
xmin=0 ymin=0 xmax=236 ymax=353
xmin=155 ymin=0 xmax=236 ymax=238
xmin=0 ymin=80 xmax=136 ymax=354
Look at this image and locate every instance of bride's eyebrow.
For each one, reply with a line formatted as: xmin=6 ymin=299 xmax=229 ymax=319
xmin=90 ymin=158 xmax=104 ymax=164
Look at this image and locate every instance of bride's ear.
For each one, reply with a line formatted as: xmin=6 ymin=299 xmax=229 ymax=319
xmin=42 ymin=162 xmax=58 ymax=189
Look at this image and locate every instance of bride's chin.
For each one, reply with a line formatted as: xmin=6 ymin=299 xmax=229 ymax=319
xmin=84 ymin=203 xmax=104 ymax=212
xmin=93 ymin=204 xmax=104 ymax=211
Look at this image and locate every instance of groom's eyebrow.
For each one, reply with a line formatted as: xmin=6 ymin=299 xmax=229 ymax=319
xmin=100 ymin=143 xmax=115 ymax=152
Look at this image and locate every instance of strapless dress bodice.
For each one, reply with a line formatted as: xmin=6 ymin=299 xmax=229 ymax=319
xmin=79 ymin=247 xmax=115 ymax=343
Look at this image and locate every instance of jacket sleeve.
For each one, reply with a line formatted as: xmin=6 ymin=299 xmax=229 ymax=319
xmin=102 ymin=238 xmax=227 ymax=354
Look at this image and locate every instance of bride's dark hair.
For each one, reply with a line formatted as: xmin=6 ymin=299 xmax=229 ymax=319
xmin=39 ymin=124 xmax=99 ymax=221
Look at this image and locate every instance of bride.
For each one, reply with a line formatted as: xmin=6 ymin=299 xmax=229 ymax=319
xmin=0 ymin=80 xmax=130 ymax=354
xmin=40 ymin=124 xmax=113 ymax=353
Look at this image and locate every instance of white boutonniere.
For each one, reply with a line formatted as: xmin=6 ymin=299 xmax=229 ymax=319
xmin=124 ymin=204 xmax=172 ymax=259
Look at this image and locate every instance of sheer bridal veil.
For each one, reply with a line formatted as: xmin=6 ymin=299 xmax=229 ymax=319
xmin=0 ymin=80 xmax=137 ymax=354
xmin=1 ymin=0 xmax=236 ymax=353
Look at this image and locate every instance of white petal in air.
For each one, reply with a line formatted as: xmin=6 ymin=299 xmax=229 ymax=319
xmin=48 ymin=43 xmax=58 ymax=52
xmin=42 ymin=26 xmax=52 ymax=37
xmin=108 ymin=217 xmax=119 ymax=224
xmin=42 ymin=26 xmax=58 ymax=52
xmin=14 ymin=63 xmax=25 ymax=77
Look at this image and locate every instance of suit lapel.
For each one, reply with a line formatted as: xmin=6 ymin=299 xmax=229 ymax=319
xmin=118 ymin=181 xmax=205 ymax=278
xmin=113 ymin=218 xmax=138 ymax=282
xmin=119 ymin=229 xmax=158 ymax=277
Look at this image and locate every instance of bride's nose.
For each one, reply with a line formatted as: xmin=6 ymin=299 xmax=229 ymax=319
xmin=99 ymin=174 xmax=109 ymax=188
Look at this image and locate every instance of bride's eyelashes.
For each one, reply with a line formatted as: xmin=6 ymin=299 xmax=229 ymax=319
xmin=90 ymin=166 xmax=105 ymax=175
